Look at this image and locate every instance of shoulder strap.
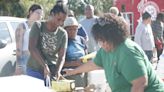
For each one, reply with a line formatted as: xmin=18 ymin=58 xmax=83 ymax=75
xmin=80 ymin=36 xmax=85 ymax=45
xmin=36 ymin=21 xmax=42 ymax=30
xmin=23 ymin=21 xmax=29 ymax=31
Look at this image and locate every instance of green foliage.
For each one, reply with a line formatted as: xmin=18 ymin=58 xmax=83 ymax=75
xmin=0 ymin=0 xmax=113 ymax=18
xmin=11 ymin=3 xmax=25 ymax=17
xmin=91 ymin=0 xmax=113 ymax=12
xmin=0 ymin=0 xmax=55 ymax=18
xmin=102 ymin=0 xmax=113 ymax=12
xmin=20 ymin=0 xmax=55 ymax=19
xmin=67 ymin=0 xmax=113 ymax=16
xmin=0 ymin=0 xmax=25 ymax=17
xmin=68 ymin=0 xmax=85 ymax=16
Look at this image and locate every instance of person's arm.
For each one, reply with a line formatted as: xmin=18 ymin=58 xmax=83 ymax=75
xmin=134 ymin=26 xmax=142 ymax=46
xmin=160 ymin=36 xmax=164 ymax=45
xmin=120 ymin=47 xmax=148 ymax=92
xmin=15 ymin=23 xmax=25 ymax=74
xmin=64 ymin=60 xmax=83 ymax=67
xmin=64 ymin=61 xmax=101 ymax=76
xmin=162 ymin=23 xmax=164 ymax=44
xmin=131 ymin=75 xmax=148 ymax=92
xmin=29 ymin=35 xmax=50 ymax=77
xmin=15 ymin=24 xmax=24 ymax=64
xmin=55 ymin=30 xmax=68 ymax=80
xmin=29 ymin=36 xmax=49 ymax=67
xmin=55 ymin=48 xmax=67 ymax=79
xmin=29 ymin=23 xmax=50 ymax=77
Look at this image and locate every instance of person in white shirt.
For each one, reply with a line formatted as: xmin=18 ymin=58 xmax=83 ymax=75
xmin=15 ymin=4 xmax=43 ymax=74
xmin=80 ymin=4 xmax=99 ymax=53
xmin=134 ymin=12 xmax=155 ymax=62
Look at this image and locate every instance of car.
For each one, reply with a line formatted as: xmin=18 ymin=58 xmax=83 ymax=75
xmin=0 ymin=16 xmax=26 ymax=77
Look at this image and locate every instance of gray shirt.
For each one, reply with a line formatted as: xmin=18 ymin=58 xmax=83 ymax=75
xmin=80 ymin=16 xmax=99 ymax=52
xmin=134 ymin=23 xmax=155 ymax=50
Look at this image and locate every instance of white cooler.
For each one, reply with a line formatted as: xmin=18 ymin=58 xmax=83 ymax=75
xmin=156 ymin=50 xmax=164 ymax=81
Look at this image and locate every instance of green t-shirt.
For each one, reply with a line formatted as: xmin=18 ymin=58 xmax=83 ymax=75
xmin=94 ymin=39 xmax=164 ymax=92
xmin=27 ymin=22 xmax=68 ymax=71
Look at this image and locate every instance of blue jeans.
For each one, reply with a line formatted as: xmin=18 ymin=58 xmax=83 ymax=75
xmin=26 ymin=65 xmax=56 ymax=80
xmin=17 ymin=53 xmax=29 ymax=74
xmin=144 ymin=50 xmax=153 ymax=62
xmin=26 ymin=68 xmax=44 ymax=80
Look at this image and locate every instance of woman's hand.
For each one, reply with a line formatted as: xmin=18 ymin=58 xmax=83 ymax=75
xmin=55 ymin=72 xmax=66 ymax=81
xmin=62 ymin=69 xmax=76 ymax=77
xmin=14 ymin=66 xmax=24 ymax=75
xmin=44 ymin=64 xmax=50 ymax=78
xmin=56 ymin=72 xmax=61 ymax=81
xmin=63 ymin=61 xmax=100 ymax=77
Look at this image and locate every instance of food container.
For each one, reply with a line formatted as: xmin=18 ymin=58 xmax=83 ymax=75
xmin=51 ymin=80 xmax=75 ymax=92
xmin=80 ymin=51 xmax=97 ymax=63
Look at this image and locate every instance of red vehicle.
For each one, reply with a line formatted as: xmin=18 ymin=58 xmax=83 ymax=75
xmin=115 ymin=0 xmax=164 ymax=81
xmin=114 ymin=0 xmax=164 ymax=36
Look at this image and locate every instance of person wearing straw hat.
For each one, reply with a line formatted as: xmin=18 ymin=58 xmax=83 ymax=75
xmin=63 ymin=17 xmax=87 ymax=87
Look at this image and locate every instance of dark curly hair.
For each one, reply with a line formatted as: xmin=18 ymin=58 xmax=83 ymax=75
xmin=92 ymin=13 xmax=129 ymax=47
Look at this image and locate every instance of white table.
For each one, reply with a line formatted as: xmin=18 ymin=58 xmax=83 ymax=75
xmin=0 ymin=75 xmax=54 ymax=92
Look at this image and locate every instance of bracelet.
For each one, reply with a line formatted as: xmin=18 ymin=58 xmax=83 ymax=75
xmin=16 ymin=49 xmax=21 ymax=51
xmin=16 ymin=65 xmax=23 ymax=68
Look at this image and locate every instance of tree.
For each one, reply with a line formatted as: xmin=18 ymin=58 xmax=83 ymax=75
xmin=84 ymin=0 xmax=113 ymax=12
xmin=68 ymin=0 xmax=85 ymax=16
xmin=0 ymin=0 xmax=113 ymax=18
xmin=20 ymin=0 xmax=55 ymax=19
xmin=67 ymin=0 xmax=113 ymax=16
xmin=0 ymin=0 xmax=56 ymax=18
xmin=0 ymin=0 xmax=25 ymax=17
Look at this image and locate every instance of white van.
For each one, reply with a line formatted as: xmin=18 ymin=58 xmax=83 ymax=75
xmin=0 ymin=16 xmax=26 ymax=76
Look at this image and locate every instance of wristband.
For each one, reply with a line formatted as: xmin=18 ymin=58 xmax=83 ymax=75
xmin=16 ymin=65 xmax=23 ymax=68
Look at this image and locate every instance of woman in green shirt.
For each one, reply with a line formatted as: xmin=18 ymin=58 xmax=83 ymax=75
xmin=64 ymin=13 xmax=164 ymax=92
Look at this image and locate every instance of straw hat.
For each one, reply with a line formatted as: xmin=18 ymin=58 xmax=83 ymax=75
xmin=64 ymin=17 xmax=78 ymax=27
